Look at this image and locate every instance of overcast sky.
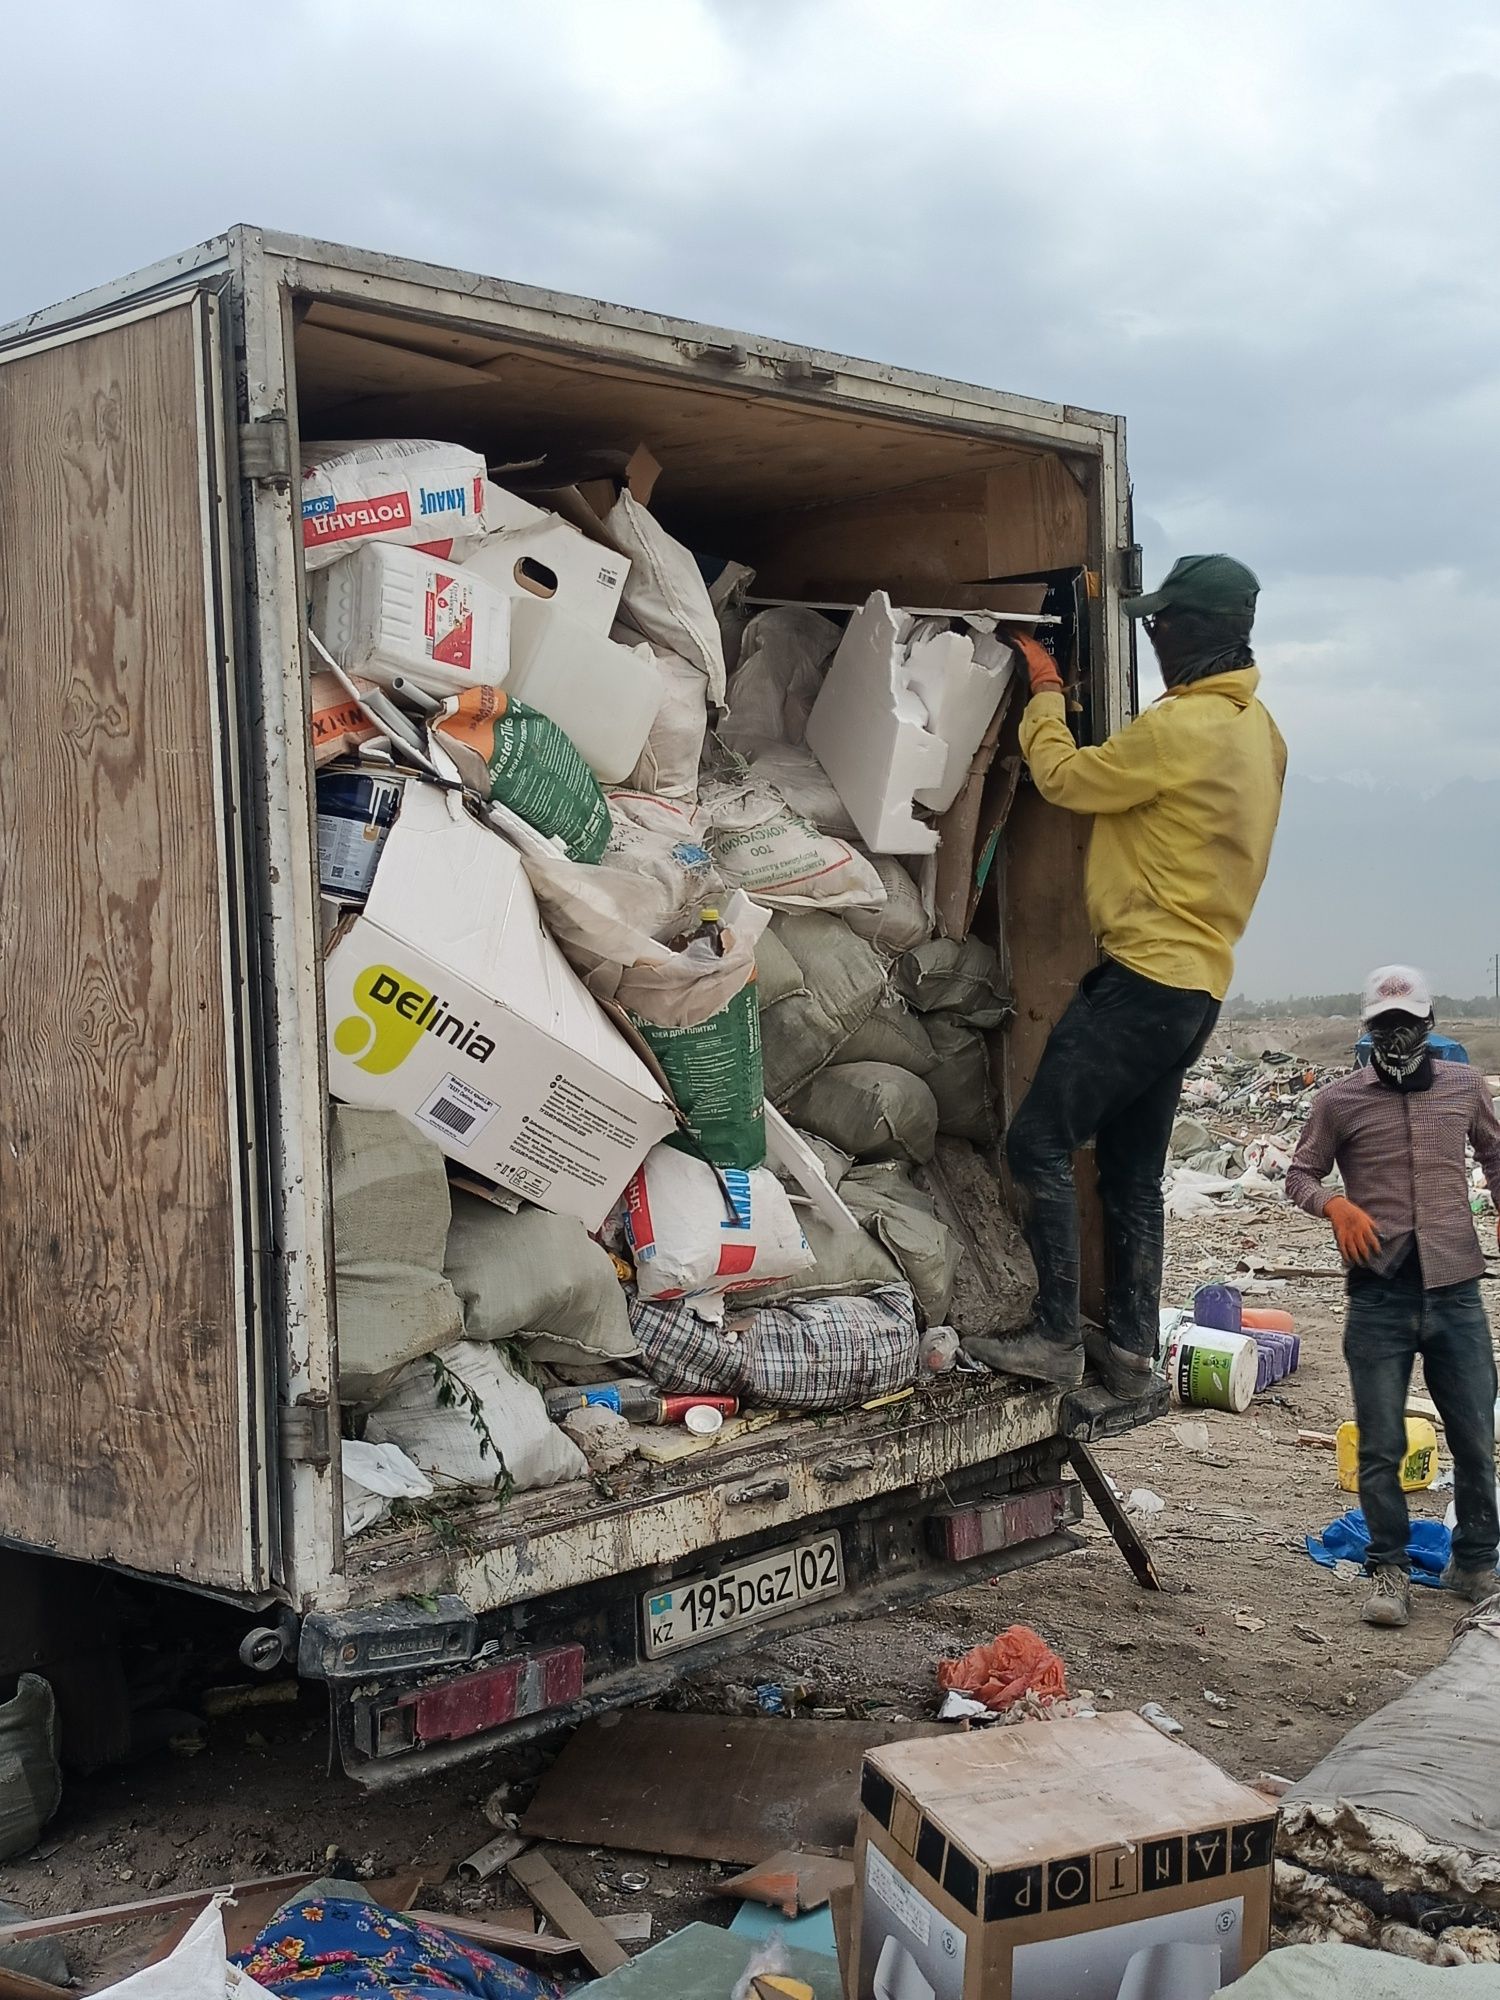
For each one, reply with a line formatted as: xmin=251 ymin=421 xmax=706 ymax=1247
xmin=5 ymin=1 xmax=1498 ymax=993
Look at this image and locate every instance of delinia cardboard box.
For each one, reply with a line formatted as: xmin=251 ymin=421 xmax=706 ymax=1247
xmin=324 ymin=780 xmax=675 ymax=1228
xmin=851 ymin=1715 xmax=1275 ymax=2000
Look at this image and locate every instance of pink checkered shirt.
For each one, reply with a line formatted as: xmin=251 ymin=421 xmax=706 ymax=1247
xmin=1287 ymin=1061 xmax=1500 ymax=1286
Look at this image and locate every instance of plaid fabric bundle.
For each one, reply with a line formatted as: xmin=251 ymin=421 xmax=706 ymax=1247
xmin=630 ymin=1284 xmax=919 ymax=1411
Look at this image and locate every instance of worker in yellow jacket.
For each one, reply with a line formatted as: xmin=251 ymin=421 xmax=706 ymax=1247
xmin=982 ymin=555 xmax=1286 ymax=1399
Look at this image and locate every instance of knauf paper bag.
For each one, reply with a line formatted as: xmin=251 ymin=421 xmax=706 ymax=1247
xmin=300 ymin=438 xmax=489 ymax=572
xmin=624 ymin=1146 xmax=812 ymax=1299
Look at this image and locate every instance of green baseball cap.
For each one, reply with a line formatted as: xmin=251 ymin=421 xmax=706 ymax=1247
xmin=1123 ymin=553 xmax=1260 ymax=620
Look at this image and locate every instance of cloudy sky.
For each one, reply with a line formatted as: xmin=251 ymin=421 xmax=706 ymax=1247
xmin=5 ymin=1 xmax=1499 ymax=994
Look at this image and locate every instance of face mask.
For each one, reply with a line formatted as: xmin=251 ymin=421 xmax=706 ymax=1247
xmin=1147 ymin=608 xmax=1255 ymax=689
xmin=1368 ymin=1014 xmax=1433 ymax=1091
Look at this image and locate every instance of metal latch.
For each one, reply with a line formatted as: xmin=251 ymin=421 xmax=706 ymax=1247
xmin=682 ymin=339 xmax=748 ymax=369
xmin=1119 ymin=543 xmax=1144 ymax=595
xmin=280 ymin=1393 xmax=332 ymax=1467
xmin=815 ymin=1454 xmax=875 ymax=1486
xmin=775 ymin=356 xmax=836 ymax=388
xmin=727 ymin=1476 xmax=791 ymax=1507
xmin=239 ymin=415 xmax=292 ymax=484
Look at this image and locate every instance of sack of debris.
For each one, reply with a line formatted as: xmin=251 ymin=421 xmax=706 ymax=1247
xmin=719 ymin=605 xmax=841 ymax=757
xmin=831 ymin=994 xmax=937 ymax=1076
xmin=787 ymin=1060 xmax=940 ymax=1165
xmin=443 ymin=1192 xmax=638 ymax=1377
xmin=895 ymin=936 xmax=1010 ymax=1026
xmin=330 ymin=1109 xmax=466 ymax=1405
xmin=602 ymin=489 xmax=727 ymax=701
xmin=758 ymin=911 xmax=887 ymax=1103
xmin=755 ymin=1162 xmax=961 ymax=1324
xmin=703 ymin=777 xmax=887 ymax=913
xmin=630 ymin=1284 xmax=920 ymax=1411
xmin=0 ymin=1674 xmax=60 ymax=1863
xmin=366 ymin=1340 xmax=588 ymax=1493
xmin=623 ymin=1146 xmax=812 ymax=1301
xmin=624 ymin=643 xmax=710 ymax=799
xmin=843 ymin=851 xmax=932 ymax=952
xmin=923 ymin=1013 xmax=1002 ymax=1146
xmin=341 ymin=1438 xmax=433 ymax=1539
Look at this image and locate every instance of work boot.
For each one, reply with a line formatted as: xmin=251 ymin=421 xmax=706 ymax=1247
xmin=1441 ymin=1560 xmax=1499 ymax=1605
xmin=1083 ymin=1325 xmax=1156 ymax=1401
xmin=962 ymin=1328 xmax=1084 ymax=1388
xmin=1361 ymin=1566 xmax=1411 ymax=1628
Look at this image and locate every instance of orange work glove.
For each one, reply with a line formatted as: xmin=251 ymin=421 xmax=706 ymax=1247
xmin=1326 ymin=1194 xmax=1381 ymax=1266
xmin=1012 ymin=631 xmax=1064 ymax=696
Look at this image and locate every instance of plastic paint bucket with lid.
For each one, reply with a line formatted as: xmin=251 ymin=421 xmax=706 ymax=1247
xmin=316 ymin=769 xmax=406 ymax=901
xmin=1166 ymin=1325 xmax=1258 ymax=1413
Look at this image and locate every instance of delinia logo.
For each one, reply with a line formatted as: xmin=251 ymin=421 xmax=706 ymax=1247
xmin=334 ymin=964 xmax=497 ymax=1075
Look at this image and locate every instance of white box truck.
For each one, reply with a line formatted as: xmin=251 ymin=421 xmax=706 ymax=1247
xmin=0 ymin=228 xmax=1152 ymax=1782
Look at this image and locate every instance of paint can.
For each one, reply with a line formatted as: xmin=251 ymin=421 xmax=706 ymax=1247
xmin=1165 ymin=1325 xmax=1257 ymax=1414
xmin=316 ymin=769 xmax=406 ymax=902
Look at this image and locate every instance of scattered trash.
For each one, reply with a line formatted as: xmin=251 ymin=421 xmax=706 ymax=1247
xmin=457 ymin=1831 xmax=528 ymax=1882
xmin=938 ymin=1689 xmax=992 ymax=1722
xmin=1203 ymin=1688 xmax=1230 ymax=1708
xmin=1291 ymin=1624 xmax=1331 ymax=1646
xmin=935 ymin=1624 xmax=1069 ymax=1714
xmin=718 ymin=1851 xmax=853 ymax=1918
xmin=1306 ymin=1508 xmax=1453 ymax=1584
xmin=1336 ymin=1416 xmax=1438 ymax=1494
xmin=1124 ymin=1488 xmax=1165 ymax=1518
xmin=1173 ymin=1419 xmax=1212 ymax=1452
xmin=1233 ymin=1609 xmax=1267 ymax=1633
xmin=1139 ymin=1703 xmax=1184 ymax=1737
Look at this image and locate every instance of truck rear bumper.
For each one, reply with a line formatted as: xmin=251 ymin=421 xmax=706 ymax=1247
xmin=320 ymin=1443 xmax=1085 ymax=1785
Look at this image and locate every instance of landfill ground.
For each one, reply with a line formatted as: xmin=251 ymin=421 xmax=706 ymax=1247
xmin=7 ymin=1014 xmax=1498 ymax=1977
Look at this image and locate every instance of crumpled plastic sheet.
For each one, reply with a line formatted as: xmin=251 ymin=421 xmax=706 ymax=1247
xmin=936 ymin=1624 xmax=1067 ymax=1712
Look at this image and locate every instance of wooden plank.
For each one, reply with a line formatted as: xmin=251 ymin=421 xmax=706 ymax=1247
xmin=521 ymin=1713 xmax=943 ymax=1865
xmin=0 ymin=297 xmax=253 ymax=1586
xmin=406 ymin=1912 xmax=575 ymax=1960
xmin=506 ymin=1852 xmax=628 ymax=1977
xmin=0 ymin=1970 xmax=70 ymax=2000
xmin=1068 ymin=1440 xmax=1163 ymax=1592
xmin=0 ymin=1875 xmax=312 ymax=1948
xmin=999 ymin=776 xmax=1105 ymax=1319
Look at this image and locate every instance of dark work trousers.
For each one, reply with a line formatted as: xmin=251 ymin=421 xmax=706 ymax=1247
xmin=1005 ymin=960 xmax=1220 ymax=1356
xmin=1345 ymin=1268 xmax=1500 ymax=1574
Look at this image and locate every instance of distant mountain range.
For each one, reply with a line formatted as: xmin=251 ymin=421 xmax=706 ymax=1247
xmin=1231 ymin=776 xmax=1499 ymax=1000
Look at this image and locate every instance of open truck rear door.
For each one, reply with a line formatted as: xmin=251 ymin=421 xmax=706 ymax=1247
xmin=0 ymin=288 xmax=270 ymax=1593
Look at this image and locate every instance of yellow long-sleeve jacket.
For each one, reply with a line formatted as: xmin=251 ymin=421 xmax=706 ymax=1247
xmin=1018 ymin=666 xmax=1286 ymax=1001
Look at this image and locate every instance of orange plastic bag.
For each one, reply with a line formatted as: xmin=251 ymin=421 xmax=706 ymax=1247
xmin=937 ymin=1623 xmax=1068 ymax=1712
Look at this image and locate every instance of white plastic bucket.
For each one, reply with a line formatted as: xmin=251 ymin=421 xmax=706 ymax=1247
xmin=1165 ymin=1325 xmax=1257 ymax=1413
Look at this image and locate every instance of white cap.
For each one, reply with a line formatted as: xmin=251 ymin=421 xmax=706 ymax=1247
xmin=1362 ymin=964 xmax=1432 ymax=1022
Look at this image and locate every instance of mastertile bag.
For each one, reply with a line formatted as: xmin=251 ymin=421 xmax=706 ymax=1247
xmin=435 ymin=687 xmax=612 ymax=863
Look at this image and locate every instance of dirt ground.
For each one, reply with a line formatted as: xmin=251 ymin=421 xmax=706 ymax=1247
xmin=4 ymin=1173 xmax=1492 ymax=1982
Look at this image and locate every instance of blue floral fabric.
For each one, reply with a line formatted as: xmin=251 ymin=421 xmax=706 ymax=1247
xmin=238 ymin=1894 xmax=563 ymax=2000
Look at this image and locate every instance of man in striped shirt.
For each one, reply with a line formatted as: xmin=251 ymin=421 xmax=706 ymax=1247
xmin=1287 ymin=964 xmax=1500 ymax=1629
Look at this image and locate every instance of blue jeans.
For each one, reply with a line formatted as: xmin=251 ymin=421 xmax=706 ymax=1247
xmin=1344 ymin=1273 xmax=1499 ymax=1573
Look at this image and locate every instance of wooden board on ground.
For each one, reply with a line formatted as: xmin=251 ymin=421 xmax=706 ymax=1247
xmin=521 ymin=1713 xmax=944 ymax=1865
xmin=506 ymin=1852 xmax=628 ymax=1977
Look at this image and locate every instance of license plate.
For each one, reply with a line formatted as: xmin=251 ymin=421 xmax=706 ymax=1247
xmin=642 ymin=1533 xmax=845 ymax=1659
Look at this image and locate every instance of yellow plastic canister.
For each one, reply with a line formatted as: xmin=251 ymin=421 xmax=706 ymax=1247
xmin=1335 ymin=1416 xmax=1439 ymax=1494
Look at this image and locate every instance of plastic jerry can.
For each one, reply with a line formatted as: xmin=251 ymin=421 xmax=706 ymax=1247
xmin=1336 ymin=1416 xmax=1439 ymax=1493
xmin=310 ymin=541 xmax=511 ymax=697
xmin=505 ymin=597 xmax=663 ymax=783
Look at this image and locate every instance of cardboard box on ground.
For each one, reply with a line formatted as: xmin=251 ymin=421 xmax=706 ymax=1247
xmin=851 ymin=1715 xmax=1275 ymax=2000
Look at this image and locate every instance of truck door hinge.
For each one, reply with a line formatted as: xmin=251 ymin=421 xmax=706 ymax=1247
xmin=775 ymin=355 xmax=836 ymax=388
xmin=280 ymin=1394 xmax=332 ymax=1467
xmin=681 ymin=338 xmax=748 ymax=370
xmin=239 ymin=415 xmax=293 ymax=485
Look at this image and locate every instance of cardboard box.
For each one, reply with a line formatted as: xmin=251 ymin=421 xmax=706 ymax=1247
xmin=850 ymin=1716 xmax=1275 ymax=2000
xmin=324 ymin=781 xmax=675 ymax=1228
xmin=465 ymin=485 xmax=631 ymax=634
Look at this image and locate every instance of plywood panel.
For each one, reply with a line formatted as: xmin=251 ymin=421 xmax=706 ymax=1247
xmin=1000 ymin=776 xmax=1106 ymax=1319
xmin=0 ymin=297 xmax=254 ymax=1586
xmin=293 ymin=317 xmax=1024 ymax=514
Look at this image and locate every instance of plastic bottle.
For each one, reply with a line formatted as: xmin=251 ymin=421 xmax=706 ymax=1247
xmin=543 ymin=1381 xmax=664 ymax=1424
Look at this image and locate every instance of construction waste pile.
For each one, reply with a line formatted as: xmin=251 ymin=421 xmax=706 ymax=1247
xmin=304 ymin=438 xmax=1037 ymax=1532
xmin=1165 ymin=1049 xmax=1338 ymax=1222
